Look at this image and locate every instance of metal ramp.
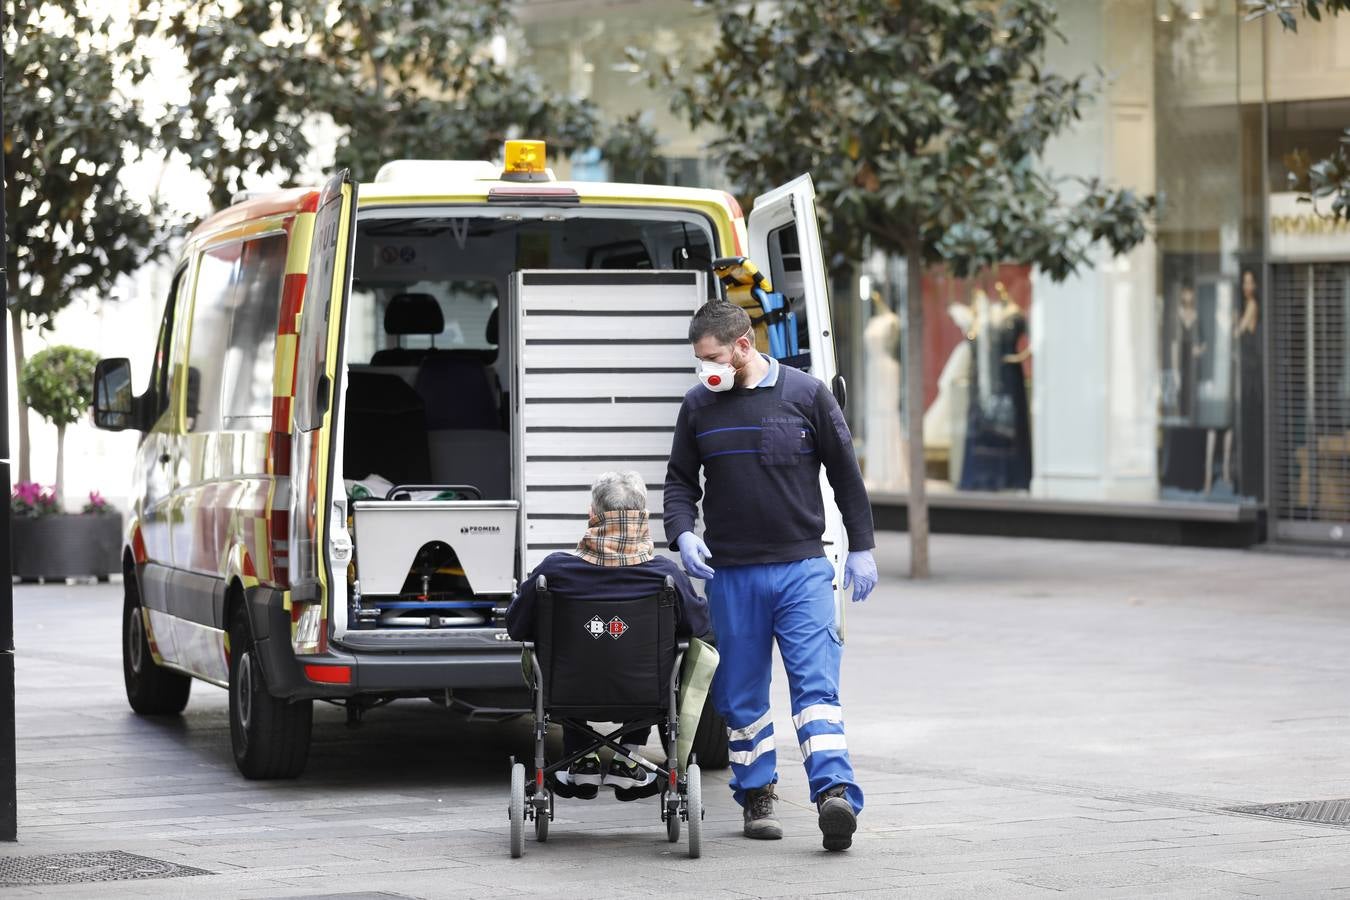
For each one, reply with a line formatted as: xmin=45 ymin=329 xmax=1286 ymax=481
xmin=512 ymin=270 xmax=707 ymax=573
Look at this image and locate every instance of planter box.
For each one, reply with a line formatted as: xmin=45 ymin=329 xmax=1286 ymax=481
xmin=11 ymin=513 xmax=123 ymax=581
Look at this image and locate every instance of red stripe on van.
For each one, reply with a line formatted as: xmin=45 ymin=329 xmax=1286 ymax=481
xmin=271 ymin=395 xmax=291 ymax=430
xmin=268 ymin=431 xmax=291 ymax=476
xmin=278 ymin=274 xmax=306 ymax=335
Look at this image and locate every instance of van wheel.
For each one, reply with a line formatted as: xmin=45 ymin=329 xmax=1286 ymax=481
xmin=122 ymin=571 xmax=191 ymax=715
xmin=690 ymin=695 xmax=729 ymax=770
xmin=228 ymin=606 xmax=312 ymax=779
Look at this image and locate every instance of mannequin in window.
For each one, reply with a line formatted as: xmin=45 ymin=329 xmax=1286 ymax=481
xmin=957 ymin=283 xmax=1032 ymax=491
xmin=1231 ymin=269 xmax=1262 ymax=498
xmin=924 ymin=301 xmax=973 ymax=486
xmin=863 ymin=290 xmax=907 ymax=492
xmin=1160 ymin=279 xmax=1207 ymax=492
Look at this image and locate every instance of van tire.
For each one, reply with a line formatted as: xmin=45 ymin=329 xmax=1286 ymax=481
xmin=122 ymin=571 xmax=191 ymax=715
xmin=690 ymin=695 xmax=729 ymax=770
xmin=228 ymin=605 xmax=312 ymax=779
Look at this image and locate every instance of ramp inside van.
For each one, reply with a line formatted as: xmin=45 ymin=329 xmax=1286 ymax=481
xmin=513 ymin=270 xmax=706 ymax=572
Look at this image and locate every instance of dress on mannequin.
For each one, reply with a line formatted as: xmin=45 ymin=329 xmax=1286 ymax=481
xmin=958 ymin=286 xmax=1032 ymax=492
xmin=863 ymin=293 xmax=907 ymax=492
xmin=1160 ymin=283 xmax=1207 ymax=493
xmin=1233 ymin=270 xmax=1263 ymax=499
xmin=924 ymin=302 xmax=973 ymax=486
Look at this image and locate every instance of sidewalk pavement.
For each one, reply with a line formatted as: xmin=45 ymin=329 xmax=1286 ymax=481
xmin=3 ymin=533 xmax=1350 ymax=898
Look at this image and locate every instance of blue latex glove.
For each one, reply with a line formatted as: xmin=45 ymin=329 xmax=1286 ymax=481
xmin=842 ymin=550 xmax=877 ymax=602
xmin=676 ymin=532 xmax=715 ymax=580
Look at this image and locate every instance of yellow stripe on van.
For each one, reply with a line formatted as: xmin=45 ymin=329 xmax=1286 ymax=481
xmin=286 ymin=212 xmax=316 ymax=276
xmin=274 ymin=334 xmax=298 ymax=397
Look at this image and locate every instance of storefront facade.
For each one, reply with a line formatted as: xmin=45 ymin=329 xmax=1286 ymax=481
xmin=517 ymin=0 xmax=1350 ymax=548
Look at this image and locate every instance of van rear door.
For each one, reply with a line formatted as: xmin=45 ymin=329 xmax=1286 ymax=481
xmin=747 ymin=175 xmax=849 ymax=631
xmin=290 ymin=170 xmax=359 ymax=652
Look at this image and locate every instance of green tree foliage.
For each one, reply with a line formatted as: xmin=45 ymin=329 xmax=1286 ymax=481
xmin=600 ymin=112 xmax=667 ymax=184
xmin=661 ymin=0 xmax=1154 ymax=576
xmin=19 ymin=345 xmax=102 ymax=503
xmin=4 ymin=0 xmax=163 ymax=482
xmin=139 ymin=0 xmax=605 ymax=209
xmin=1249 ymin=0 xmax=1350 ymax=220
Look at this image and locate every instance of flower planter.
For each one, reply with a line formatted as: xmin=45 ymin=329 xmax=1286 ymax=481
xmin=10 ymin=513 xmax=123 ymax=582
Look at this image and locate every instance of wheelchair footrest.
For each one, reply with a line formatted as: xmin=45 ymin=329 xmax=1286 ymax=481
xmin=546 ymin=773 xmax=598 ymax=800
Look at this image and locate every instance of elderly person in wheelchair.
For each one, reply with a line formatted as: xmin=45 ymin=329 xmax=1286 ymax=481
xmin=507 ymin=471 xmax=713 ymax=792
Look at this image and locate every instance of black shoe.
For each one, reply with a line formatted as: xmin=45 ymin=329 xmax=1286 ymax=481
xmin=817 ymin=785 xmax=857 ymax=851
xmin=567 ymin=753 xmax=602 ymax=787
xmin=605 ymin=753 xmax=655 ymax=790
xmin=743 ymin=786 xmax=783 ymax=840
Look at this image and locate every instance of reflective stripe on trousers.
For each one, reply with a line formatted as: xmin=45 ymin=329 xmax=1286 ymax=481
xmin=708 ymin=556 xmax=863 ymax=814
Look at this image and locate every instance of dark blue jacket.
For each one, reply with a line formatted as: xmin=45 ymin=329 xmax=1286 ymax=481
xmin=663 ymin=364 xmax=875 ymax=565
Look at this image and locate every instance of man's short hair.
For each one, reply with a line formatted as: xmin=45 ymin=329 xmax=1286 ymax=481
xmin=591 ymin=471 xmax=648 ymax=513
xmin=688 ymin=300 xmax=751 ymax=345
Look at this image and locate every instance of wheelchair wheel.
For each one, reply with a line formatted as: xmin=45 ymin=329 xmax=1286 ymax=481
xmin=686 ymin=764 xmax=702 ymax=859
xmin=509 ymin=763 xmax=525 ymax=858
xmin=535 ymin=792 xmax=550 ymax=843
xmin=665 ymin=792 xmax=681 ymax=843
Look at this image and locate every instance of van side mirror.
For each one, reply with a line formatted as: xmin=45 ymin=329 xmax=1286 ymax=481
xmin=93 ymin=358 xmax=137 ymax=431
xmin=831 ymin=373 xmax=847 ymax=411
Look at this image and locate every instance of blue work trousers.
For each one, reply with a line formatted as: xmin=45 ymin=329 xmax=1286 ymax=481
xmin=707 ymin=556 xmax=863 ymax=814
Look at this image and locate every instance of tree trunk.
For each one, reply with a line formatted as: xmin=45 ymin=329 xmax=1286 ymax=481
xmin=55 ymin=423 xmax=65 ymax=508
xmin=904 ymin=239 xmax=930 ymax=578
xmin=10 ymin=306 xmax=30 ymax=484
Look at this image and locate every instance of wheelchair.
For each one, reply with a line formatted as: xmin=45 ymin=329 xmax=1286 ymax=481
xmin=508 ymin=574 xmax=704 ymax=859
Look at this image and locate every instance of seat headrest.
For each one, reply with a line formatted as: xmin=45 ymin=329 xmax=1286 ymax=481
xmin=384 ymin=293 xmax=444 ymax=335
xmin=485 ymin=306 xmax=499 ymax=346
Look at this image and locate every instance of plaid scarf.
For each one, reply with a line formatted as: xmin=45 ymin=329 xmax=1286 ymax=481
xmin=576 ymin=509 xmax=655 ymax=567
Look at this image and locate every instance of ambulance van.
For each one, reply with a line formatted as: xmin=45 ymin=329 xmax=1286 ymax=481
xmin=93 ymin=142 xmax=848 ymax=779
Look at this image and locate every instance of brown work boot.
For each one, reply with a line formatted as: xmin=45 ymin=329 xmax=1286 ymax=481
xmin=742 ymin=786 xmax=783 ymax=840
xmin=817 ymin=785 xmax=857 ymax=851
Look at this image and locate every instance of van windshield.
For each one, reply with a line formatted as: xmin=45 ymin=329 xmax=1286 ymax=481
xmin=345 ymin=210 xmax=717 ymax=365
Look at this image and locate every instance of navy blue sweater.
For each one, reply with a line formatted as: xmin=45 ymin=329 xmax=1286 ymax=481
xmin=663 ymin=364 xmax=875 ymax=565
xmin=507 ymin=553 xmax=713 ymax=643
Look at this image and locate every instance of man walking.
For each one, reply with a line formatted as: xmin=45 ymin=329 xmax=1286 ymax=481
xmin=664 ymin=299 xmax=878 ymax=852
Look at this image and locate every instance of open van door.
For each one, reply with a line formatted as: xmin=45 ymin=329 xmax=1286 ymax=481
xmin=290 ymin=170 xmax=359 ymax=653
xmin=747 ymin=175 xmax=850 ymax=634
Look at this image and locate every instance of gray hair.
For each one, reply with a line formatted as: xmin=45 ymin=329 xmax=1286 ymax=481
xmin=591 ymin=471 xmax=648 ymax=513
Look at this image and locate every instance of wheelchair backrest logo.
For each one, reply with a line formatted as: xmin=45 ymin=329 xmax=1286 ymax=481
xmin=585 ymin=615 xmax=629 ymax=640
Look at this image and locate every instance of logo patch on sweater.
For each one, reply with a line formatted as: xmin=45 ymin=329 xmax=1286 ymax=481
xmin=585 ymin=616 xmax=607 ymax=639
xmin=606 ymin=617 xmax=629 ymax=639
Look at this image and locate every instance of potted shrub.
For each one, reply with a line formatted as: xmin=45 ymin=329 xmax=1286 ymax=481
xmin=12 ymin=346 xmax=122 ymax=581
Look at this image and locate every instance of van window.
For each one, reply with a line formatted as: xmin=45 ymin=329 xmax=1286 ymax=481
xmin=148 ymin=267 xmax=188 ymax=427
xmin=221 ymin=235 xmax=288 ymax=428
xmin=764 ymin=224 xmax=813 ymax=369
xmin=347 ymin=212 xmax=716 ymax=365
xmin=186 ymin=233 xmax=287 ymax=432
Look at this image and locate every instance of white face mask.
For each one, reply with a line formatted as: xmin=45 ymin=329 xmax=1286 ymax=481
xmin=697 ymin=330 xmax=753 ymax=393
xmin=698 ymin=359 xmax=736 ymax=392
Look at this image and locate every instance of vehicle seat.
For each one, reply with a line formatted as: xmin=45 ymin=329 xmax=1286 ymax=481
xmin=416 ymin=355 xmax=500 ymax=430
xmin=344 ymin=371 xmax=431 ymax=486
xmin=370 ymin=293 xmax=443 ymax=366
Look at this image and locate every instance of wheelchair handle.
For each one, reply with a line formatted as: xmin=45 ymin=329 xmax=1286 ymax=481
xmin=386 ymin=483 xmax=483 ymax=500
